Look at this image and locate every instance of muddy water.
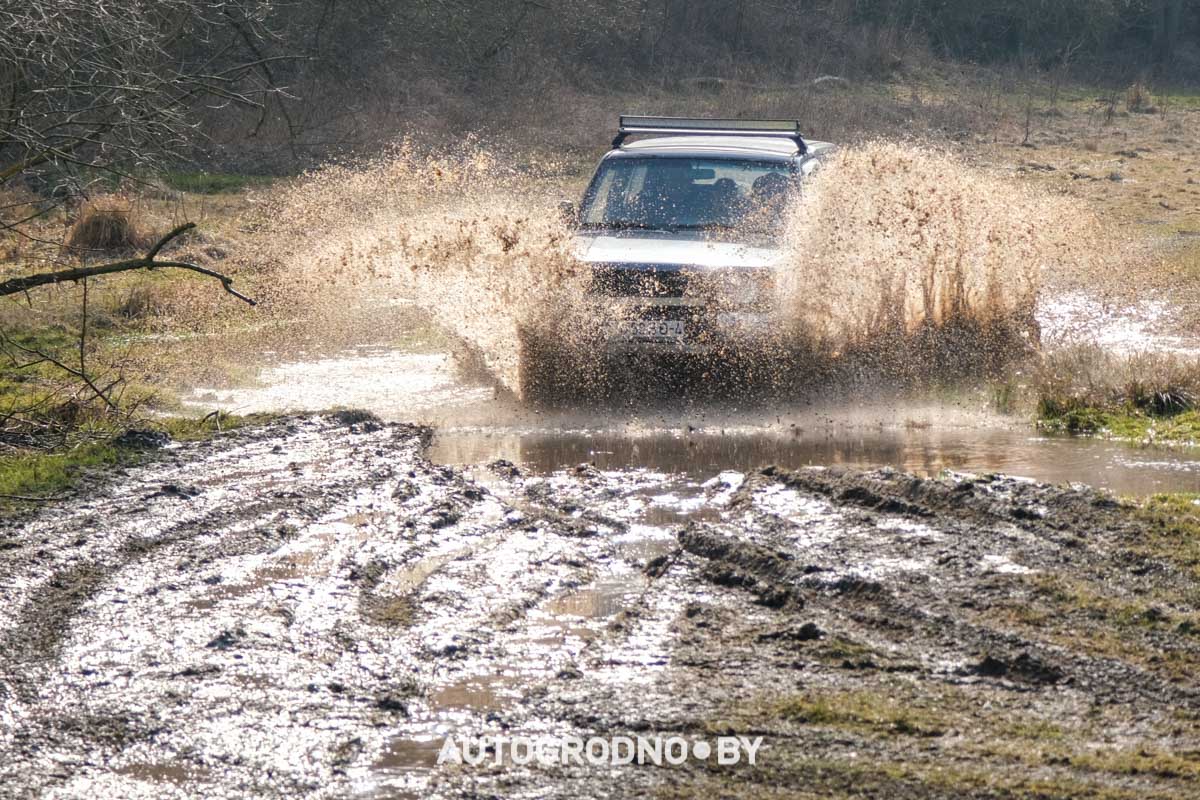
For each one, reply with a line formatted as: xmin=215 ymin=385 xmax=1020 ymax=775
xmin=432 ymin=426 xmax=1200 ymax=495
xmin=186 ymin=348 xmax=1200 ymax=496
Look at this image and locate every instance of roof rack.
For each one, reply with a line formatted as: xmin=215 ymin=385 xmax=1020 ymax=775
xmin=612 ymin=115 xmax=807 ymax=154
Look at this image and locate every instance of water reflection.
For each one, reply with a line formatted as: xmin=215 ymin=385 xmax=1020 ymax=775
xmin=431 ymin=427 xmax=1200 ymax=496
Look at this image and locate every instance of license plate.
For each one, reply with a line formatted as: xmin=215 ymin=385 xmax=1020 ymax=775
xmin=622 ymin=319 xmax=686 ymax=342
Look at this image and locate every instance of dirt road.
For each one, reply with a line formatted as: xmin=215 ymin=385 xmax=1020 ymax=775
xmin=1 ymin=415 xmax=1198 ymax=799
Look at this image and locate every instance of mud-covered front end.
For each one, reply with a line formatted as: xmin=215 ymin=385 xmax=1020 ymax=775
xmin=574 ymin=231 xmax=783 ymax=356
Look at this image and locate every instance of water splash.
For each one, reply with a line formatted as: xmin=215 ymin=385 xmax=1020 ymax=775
xmin=257 ymin=139 xmax=601 ymax=393
xmin=774 ymin=142 xmax=1096 ymax=377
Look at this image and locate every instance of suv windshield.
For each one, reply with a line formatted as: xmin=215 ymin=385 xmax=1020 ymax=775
xmin=579 ymin=156 xmax=794 ymax=234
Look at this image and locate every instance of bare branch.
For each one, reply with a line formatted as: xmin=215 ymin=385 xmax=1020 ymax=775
xmin=0 ymin=223 xmax=257 ymax=306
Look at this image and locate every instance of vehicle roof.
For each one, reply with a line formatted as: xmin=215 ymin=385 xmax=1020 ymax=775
xmin=613 ymin=135 xmax=833 ymax=160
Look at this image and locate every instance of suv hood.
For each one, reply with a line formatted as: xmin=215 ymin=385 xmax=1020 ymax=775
xmin=573 ymin=230 xmax=782 ymax=270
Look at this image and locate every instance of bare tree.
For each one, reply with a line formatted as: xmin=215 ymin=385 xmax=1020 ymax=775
xmin=0 ymin=0 xmax=287 ymax=230
xmin=1154 ymin=0 xmax=1185 ymax=67
xmin=0 ymin=4 xmax=279 ymax=442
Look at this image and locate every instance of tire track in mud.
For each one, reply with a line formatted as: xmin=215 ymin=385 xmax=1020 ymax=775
xmin=468 ymin=466 xmax=1200 ymax=799
xmin=683 ymin=467 xmax=1200 ymax=706
xmin=0 ymin=415 xmax=663 ymax=800
xmin=0 ymin=416 xmax=453 ymax=799
xmin=0 ymin=416 xmax=412 ymax=695
xmin=652 ymin=466 xmax=1200 ymax=800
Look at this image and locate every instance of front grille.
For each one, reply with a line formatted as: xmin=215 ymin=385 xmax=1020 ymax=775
xmin=589 ymin=265 xmax=688 ymax=298
xmin=634 ymin=305 xmax=700 ymax=323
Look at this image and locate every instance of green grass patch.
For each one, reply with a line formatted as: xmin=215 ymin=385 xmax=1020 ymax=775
xmin=775 ymin=691 xmax=945 ymax=737
xmin=1028 ymin=575 xmax=1173 ymax=628
xmin=1 ymin=305 xmax=280 ymax=511
xmin=811 ymin=636 xmax=878 ymax=663
xmin=1071 ymin=748 xmax=1200 ymax=780
xmin=1037 ymin=402 xmax=1200 ymax=442
xmin=1032 ymin=346 xmax=1200 ymax=443
xmin=1130 ymin=493 xmax=1200 ymax=579
xmin=157 ymin=411 xmax=277 ymax=442
xmin=0 ymin=411 xmax=277 ymax=509
xmin=996 ymin=718 xmax=1067 ymax=742
xmin=994 ymin=571 xmax=1200 ymax=676
xmin=161 ymin=172 xmax=274 ymax=194
xmin=0 ymin=440 xmax=121 ymax=501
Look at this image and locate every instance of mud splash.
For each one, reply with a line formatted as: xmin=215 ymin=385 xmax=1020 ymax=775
xmin=256 ymin=139 xmax=596 ymax=393
xmin=247 ymin=138 xmax=1096 ymax=395
xmin=775 ymin=142 xmax=1091 ymax=353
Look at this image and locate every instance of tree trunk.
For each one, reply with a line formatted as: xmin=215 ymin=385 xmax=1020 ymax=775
xmin=1154 ymin=0 xmax=1183 ymax=66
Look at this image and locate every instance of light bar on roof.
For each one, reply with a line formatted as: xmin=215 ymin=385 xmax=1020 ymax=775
xmin=620 ymin=116 xmax=800 ymax=134
xmin=613 ymin=115 xmax=806 ymax=152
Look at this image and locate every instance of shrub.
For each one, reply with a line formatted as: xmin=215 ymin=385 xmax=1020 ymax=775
xmin=65 ymin=197 xmax=149 ymax=254
xmin=1126 ymin=81 xmax=1157 ymax=114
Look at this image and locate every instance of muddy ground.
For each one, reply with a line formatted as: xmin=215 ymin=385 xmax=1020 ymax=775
xmin=1 ymin=414 xmax=1199 ymax=799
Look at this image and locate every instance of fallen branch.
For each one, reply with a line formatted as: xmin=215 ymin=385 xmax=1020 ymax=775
xmin=0 ymin=223 xmax=256 ymax=305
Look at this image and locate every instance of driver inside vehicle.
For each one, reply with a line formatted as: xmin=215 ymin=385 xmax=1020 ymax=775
xmin=732 ymin=171 xmax=792 ymax=231
xmin=751 ymin=172 xmax=790 ymax=214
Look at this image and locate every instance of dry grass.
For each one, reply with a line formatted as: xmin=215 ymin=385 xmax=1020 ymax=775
xmin=1125 ymin=81 xmax=1157 ymax=114
xmin=65 ymin=196 xmax=150 ymax=254
xmin=1032 ymin=345 xmax=1200 ymax=438
xmin=0 ymin=185 xmax=43 ymax=228
xmin=1036 ymin=346 xmax=1200 ymax=415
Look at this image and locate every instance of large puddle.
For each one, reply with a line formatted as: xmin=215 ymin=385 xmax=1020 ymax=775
xmin=431 ymin=425 xmax=1200 ymax=496
xmin=184 ymin=348 xmax=1200 ymax=496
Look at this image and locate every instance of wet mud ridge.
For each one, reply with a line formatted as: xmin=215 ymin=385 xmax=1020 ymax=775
xmin=1 ymin=416 xmax=1199 ymax=799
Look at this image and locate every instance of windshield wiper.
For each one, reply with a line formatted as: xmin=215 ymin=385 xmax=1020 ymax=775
xmin=580 ymin=220 xmax=663 ymax=231
xmin=580 ymin=221 xmax=744 ymax=233
xmin=666 ymin=222 xmax=740 ymax=231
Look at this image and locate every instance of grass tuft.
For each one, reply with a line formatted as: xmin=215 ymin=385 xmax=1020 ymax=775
xmin=65 ymin=196 xmax=150 ymax=253
xmin=1034 ymin=346 xmax=1200 ymax=441
xmin=1130 ymin=493 xmax=1200 ymax=579
xmin=0 ymin=441 xmax=120 ymax=500
xmin=775 ymin=691 xmax=945 ymax=737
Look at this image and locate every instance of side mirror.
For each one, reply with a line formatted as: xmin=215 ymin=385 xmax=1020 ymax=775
xmin=558 ymin=201 xmax=579 ymax=227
